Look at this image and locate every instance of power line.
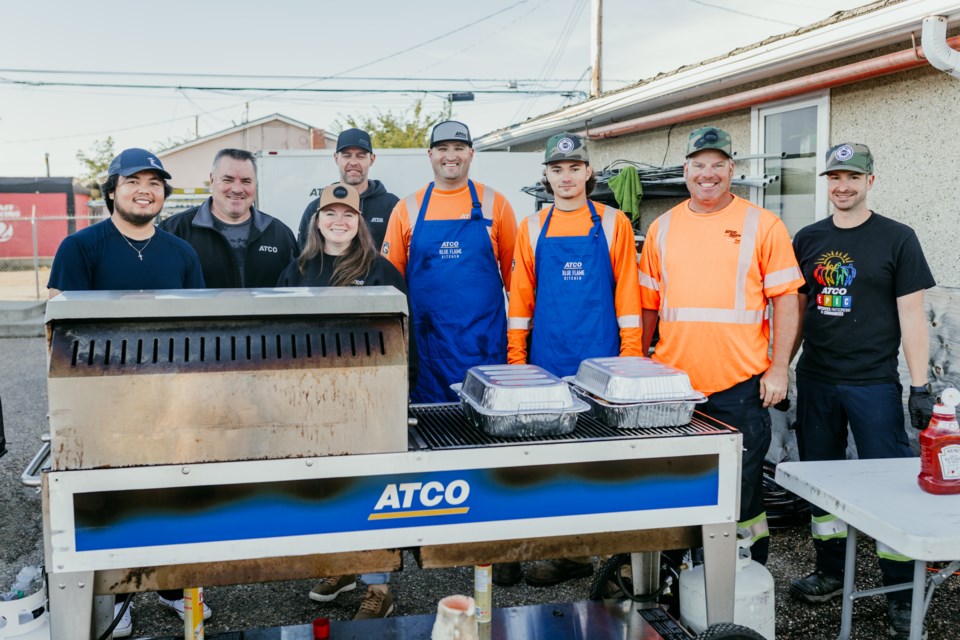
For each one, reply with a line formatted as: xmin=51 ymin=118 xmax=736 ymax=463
xmin=0 ymin=76 xmax=584 ymax=96
xmin=686 ymin=0 xmax=800 ymax=28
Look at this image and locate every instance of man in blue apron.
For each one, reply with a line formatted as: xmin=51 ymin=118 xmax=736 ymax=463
xmin=381 ymin=121 xmax=518 ymax=403
xmin=501 ymin=132 xmax=643 ymax=587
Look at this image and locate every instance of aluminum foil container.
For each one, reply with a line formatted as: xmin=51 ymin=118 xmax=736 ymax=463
xmin=458 ymin=364 xmax=576 ymax=412
xmin=569 ymin=385 xmax=707 ymax=429
xmin=571 ymin=357 xmax=696 ymax=403
xmin=453 ymin=389 xmax=589 ymax=437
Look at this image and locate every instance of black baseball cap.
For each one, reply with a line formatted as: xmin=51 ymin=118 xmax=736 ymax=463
xmin=336 ymin=128 xmax=373 ymax=153
xmin=107 ymin=148 xmax=171 ymax=180
xmin=430 ymin=121 xmax=472 ymax=147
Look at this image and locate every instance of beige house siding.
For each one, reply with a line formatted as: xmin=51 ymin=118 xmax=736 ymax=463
xmin=160 ymin=121 xmax=315 ymax=190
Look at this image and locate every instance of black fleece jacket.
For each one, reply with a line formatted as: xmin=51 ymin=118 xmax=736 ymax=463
xmin=161 ymin=198 xmax=296 ymax=288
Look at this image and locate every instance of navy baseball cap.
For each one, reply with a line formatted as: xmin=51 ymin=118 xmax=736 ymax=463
xmin=336 ymin=128 xmax=373 ymax=153
xmin=430 ymin=121 xmax=472 ymax=147
xmin=107 ymin=148 xmax=171 ymax=180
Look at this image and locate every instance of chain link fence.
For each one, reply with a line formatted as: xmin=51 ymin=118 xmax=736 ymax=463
xmin=0 ymin=211 xmax=107 ymax=301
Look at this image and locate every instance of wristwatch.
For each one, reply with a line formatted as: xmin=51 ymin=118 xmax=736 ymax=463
xmin=910 ymin=383 xmax=932 ymax=394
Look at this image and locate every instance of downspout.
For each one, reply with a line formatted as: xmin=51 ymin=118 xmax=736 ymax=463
xmin=922 ymin=15 xmax=960 ymax=79
xmin=588 ymin=33 xmax=960 ymax=140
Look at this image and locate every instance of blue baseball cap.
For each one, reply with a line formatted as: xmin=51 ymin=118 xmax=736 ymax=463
xmin=107 ymin=148 xmax=171 ymax=180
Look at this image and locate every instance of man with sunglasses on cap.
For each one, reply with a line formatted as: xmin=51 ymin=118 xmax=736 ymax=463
xmin=501 ymin=131 xmax=642 ymax=586
xmin=638 ymin=126 xmax=803 ymax=567
xmin=47 ymin=148 xmax=207 ymax=637
xmin=296 ymin=128 xmax=399 ymax=251
xmin=789 ymin=143 xmax=935 ymax=639
xmin=381 ymin=120 xmax=518 ymax=404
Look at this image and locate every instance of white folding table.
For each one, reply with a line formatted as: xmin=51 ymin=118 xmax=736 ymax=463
xmin=776 ymin=458 xmax=960 ymax=640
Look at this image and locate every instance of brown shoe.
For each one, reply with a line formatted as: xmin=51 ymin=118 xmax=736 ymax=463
xmin=525 ymin=558 xmax=594 ymax=587
xmin=309 ymin=575 xmax=357 ymax=602
xmin=353 ymin=585 xmax=394 ymax=620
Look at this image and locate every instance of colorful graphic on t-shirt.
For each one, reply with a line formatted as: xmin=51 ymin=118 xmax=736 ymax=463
xmin=812 ymin=251 xmax=855 ymax=317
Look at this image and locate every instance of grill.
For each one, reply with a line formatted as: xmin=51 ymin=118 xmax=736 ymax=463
xmin=45 ymin=287 xmax=411 ymax=470
xmin=409 ymin=403 xmax=733 ymax=450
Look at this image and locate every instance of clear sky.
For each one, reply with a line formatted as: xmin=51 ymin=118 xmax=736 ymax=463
xmin=0 ymin=0 xmax=869 ymax=180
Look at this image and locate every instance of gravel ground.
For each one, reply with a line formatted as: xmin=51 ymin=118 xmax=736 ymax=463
xmin=2 ymin=336 xmax=958 ymax=639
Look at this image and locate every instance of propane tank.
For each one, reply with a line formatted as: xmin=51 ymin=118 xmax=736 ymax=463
xmin=918 ymin=387 xmax=960 ymax=495
xmin=679 ymin=536 xmax=775 ymax=640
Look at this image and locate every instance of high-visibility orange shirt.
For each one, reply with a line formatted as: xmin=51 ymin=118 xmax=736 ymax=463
xmin=381 ymin=182 xmax=517 ymax=290
xmin=508 ymin=202 xmax=643 ymax=365
xmin=639 ymin=195 xmax=802 ymax=395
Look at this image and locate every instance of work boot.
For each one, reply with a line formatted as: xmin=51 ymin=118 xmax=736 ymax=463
xmin=788 ymin=570 xmax=844 ymax=604
xmin=309 ymin=575 xmax=357 ymax=602
xmin=525 ymin=558 xmax=593 ymax=587
xmin=492 ymin=562 xmax=522 ymax=586
xmin=353 ymin=584 xmax=394 ymax=620
xmin=887 ymin=600 xmax=928 ymax=640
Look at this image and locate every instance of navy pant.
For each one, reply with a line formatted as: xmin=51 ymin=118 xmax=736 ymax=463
xmin=795 ymin=374 xmax=914 ymax=600
xmin=702 ymin=375 xmax=771 ymax=564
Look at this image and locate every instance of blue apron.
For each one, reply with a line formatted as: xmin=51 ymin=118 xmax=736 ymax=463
xmin=530 ymin=201 xmax=620 ymax=378
xmin=407 ymin=181 xmax=507 ymax=403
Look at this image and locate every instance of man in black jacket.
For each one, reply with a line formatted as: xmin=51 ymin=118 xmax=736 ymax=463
xmin=296 ymin=128 xmax=399 ymax=251
xmin=161 ymin=148 xmax=296 ymax=288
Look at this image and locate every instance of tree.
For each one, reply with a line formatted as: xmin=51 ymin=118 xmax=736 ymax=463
xmin=75 ymin=137 xmax=116 ymax=191
xmin=338 ymin=98 xmax=452 ymax=148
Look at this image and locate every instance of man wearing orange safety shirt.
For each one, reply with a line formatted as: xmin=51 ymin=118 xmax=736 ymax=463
xmin=502 ymin=132 xmax=641 ymax=588
xmin=381 ymin=121 xmax=517 ymax=403
xmin=639 ymin=126 xmax=802 ymax=565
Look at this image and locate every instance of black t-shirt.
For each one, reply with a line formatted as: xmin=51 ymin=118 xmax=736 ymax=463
xmin=211 ymin=216 xmax=252 ymax=285
xmin=792 ymin=212 xmax=935 ymax=384
xmin=277 ymin=253 xmax=406 ymax=289
xmin=48 ymin=218 xmax=205 ymax=291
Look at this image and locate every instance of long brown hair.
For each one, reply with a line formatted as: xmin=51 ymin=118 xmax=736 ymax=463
xmin=297 ymin=208 xmax=377 ymax=286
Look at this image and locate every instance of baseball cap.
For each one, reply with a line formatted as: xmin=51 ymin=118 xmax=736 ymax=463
xmin=685 ymin=127 xmax=733 ymax=158
xmin=430 ymin=120 xmax=472 ymax=147
xmin=820 ymin=143 xmax=874 ymax=175
xmin=107 ymin=148 xmax=171 ymax=180
xmin=543 ymin=132 xmax=589 ymax=164
xmin=336 ymin=128 xmax=373 ymax=154
xmin=318 ymin=182 xmax=361 ymax=214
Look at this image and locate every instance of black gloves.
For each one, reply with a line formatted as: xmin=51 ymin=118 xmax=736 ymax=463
xmin=908 ymin=385 xmax=936 ymax=430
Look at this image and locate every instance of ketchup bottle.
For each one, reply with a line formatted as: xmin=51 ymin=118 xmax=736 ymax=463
xmin=918 ymin=387 xmax=960 ymax=495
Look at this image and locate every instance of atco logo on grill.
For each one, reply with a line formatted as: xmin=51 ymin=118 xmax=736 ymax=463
xmin=562 ymin=260 xmax=585 ymax=281
xmin=369 ymin=480 xmax=471 ymax=520
xmin=439 ymin=240 xmax=462 ymax=259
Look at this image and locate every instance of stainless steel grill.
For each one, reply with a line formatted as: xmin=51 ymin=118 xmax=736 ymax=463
xmin=45 ymin=287 xmax=412 ymax=470
xmin=409 ymin=403 xmax=733 ymax=450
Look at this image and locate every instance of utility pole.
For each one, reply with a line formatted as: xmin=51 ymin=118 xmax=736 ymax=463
xmin=44 ymin=153 xmax=50 ymax=177
xmin=195 ymin=115 xmax=199 ymax=139
xmin=591 ymin=0 xmax=603 ymax=98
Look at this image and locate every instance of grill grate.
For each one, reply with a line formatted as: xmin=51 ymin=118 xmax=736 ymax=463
xmin=409 ymin=403 xmax=734 ymax=450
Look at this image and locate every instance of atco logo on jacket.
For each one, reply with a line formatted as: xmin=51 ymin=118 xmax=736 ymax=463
xmin=562 ymin=261 xmax=585 ymax=281
xmin=439 ymin=241 xmax=462 ymax=259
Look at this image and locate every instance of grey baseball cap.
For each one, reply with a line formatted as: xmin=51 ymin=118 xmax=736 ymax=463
xmin=430 ymin=120 xmax=472 ymax=147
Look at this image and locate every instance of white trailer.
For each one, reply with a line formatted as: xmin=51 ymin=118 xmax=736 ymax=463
xmin=254 ymin=149 xmax=544 ymax=235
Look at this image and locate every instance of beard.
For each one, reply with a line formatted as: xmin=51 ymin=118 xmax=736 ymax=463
xmin=113 ymin=202 xmax=161 ymax=228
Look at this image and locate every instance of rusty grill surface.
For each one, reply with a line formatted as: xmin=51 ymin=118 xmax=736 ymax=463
xmin=48 ymin=317 xmax=400 ymax=376
xmin=409 ymin=403 xmax=734 ymax=450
